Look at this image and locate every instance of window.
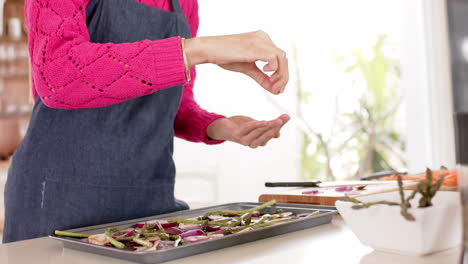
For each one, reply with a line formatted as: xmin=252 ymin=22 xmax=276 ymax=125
xmin=174 ymin=0 xmax=409 ymax=204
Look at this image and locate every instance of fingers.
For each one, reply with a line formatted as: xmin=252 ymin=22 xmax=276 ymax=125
xmin=279 ymin=114 xmax=291 ymax=123
xmin=270 ymin=51 xmax=289 ymax=94
xmin=250 ymin=127 xmax=279 ymax=148
xmin=244 ymin=64 xmax=275 ymax=92
xmin=250 ymin=114 xmax=290 ymax=148
xmin=262 ymin=54 xmax=279 ymax=73
xmin=245 ymin=54 xmax=288 ymax=95
xmin=235 ymin=120 xmax=267 ymax=139
xmin=239 ymin=125 xmax=272 ymax=147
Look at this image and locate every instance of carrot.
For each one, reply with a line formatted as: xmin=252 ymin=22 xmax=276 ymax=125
xmin=375 ymin=170 xmax=458 ymax=186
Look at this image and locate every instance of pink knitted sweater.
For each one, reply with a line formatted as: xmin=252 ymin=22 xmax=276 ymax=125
xmin=24 ymin=0 xmax=225 ymax=144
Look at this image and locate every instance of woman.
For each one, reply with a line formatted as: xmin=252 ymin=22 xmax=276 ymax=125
xmin=3 ymin=0 xmax=289 ymax=243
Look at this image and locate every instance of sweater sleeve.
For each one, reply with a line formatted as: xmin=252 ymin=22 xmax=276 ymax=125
xmin=26 ymin=0 xmax=187 ymax=109
xmin=174 ymin=67 xmax=226 ymax=144
xmin=174 ymin=0 xmax=226 ymax=144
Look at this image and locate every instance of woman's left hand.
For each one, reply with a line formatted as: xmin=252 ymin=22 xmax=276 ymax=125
xmin=206 ymin=114 xmax=290 ymax=148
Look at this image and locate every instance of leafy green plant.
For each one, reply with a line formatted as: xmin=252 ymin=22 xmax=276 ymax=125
xmin=342 ymin=168 xmax=445 ymax=221
xmin=297 ymin=35 xmax=405 ymax=180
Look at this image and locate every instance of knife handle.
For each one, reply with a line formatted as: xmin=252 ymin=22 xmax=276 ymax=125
xmin=265 ymin=181 xmax=322 ymax=187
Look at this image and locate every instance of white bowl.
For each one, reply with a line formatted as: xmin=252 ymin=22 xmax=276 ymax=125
xmin=335 ymin=191 xmax=462 ymax=256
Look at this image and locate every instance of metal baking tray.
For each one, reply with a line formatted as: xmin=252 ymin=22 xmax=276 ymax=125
xmin=50 ymin=202 xmax=337 ymax=263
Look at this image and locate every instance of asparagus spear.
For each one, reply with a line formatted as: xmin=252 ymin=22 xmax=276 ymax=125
xmin=200 ymin=200 xmax=277 ymax=219
xmin=166 ymin=218 xmax=233 ymax=227
xmin=174 ymin=235 xmax=182 ymax=247
xmin=241 ymin=213 xmax=252 ymax=226
xmin=252 ymin=218 xmax=293 ymax=229
xmin=201 ymin=220 xmax=209 ymax=231
xmin=54 ymin=230 xmax=91 ymax=238
xmin=116 ymin=237 xmax=135 ymax=241
xmin=397 ymin=176 xmax=415 ymax=221
xmin=225 ymin=216 xmax=294 ymax=234
xmin=155 ymin=221 xmax=167 ymax=234
xmin=142 ymin=232 xmax=170 ymax=239
xmin=133 ymin=237 xmax=153 ymax=248
xmin=351 ymin=201 xmax=400 ymax=209
xmin=104 ymin=229 xmax=125 ymax=249
xmin=227 ymin=217 xmax=242 ymax=227
xmin=309 ymin=211 xmax=321 ymax=217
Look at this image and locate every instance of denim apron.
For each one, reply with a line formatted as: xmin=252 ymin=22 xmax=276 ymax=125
xmin=3 ymin=0 xmax=190 ymax=243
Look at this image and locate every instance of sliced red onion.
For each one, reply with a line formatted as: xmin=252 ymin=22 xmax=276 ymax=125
xmin=297 ymin=213 xmax=311 ymax=217
xmin=211 ymin=228 xmax=226 ymax=235
xmin=165 ymin=227 xmax=183 ymax=235
xmin=180 ymin=229 xmax=205 ymax=238
xmin=302 ymin=189 xmax=319 ymax=195
xmin=161 ymin=222 xmax=178 ymax=228
xmin=206 ymin=225 xmax=220 ymax=232
xmin=111 ymin=228 xmax=133 ymax=237
xmin=145 ymin=240 xmax=159 ymax=252
xmin=88 ymin=234 xmax=109 ymax=245
xmin=135 ymin=219 xmax=158 ymax=228
xmin=178 ymin=222 xmax=198 ymax=229
xmin=207 ymin=215 xmax=227 ymax=221
xmin=183 ymin=235 xmax=210 ymax=243
xmin=115 ymin=229 xmax=136 ymax=238
xmin=180 ymin=224 xmax=201 ymax=232
xmin=148 ymin=237 xmax=161 ymax=242
xmin=157 ymin=243 xmax=172 ymax=250
xmin=208 ymin=234 xmax=224 ymax=239
xmin=250 ymin=212 xmax=260 ymax=217
xmin=222 ymin=213 xmax=240 ymax=217
xmin=159 ymin=240 xmax=175 ymax=245
xmin=237 ymin=227 xmax=254 ymax=233
xmin=279 ymin=212 xmax=293 ymax=218
xmin=134 ymin=246 xmax=147 ymax=252
xmin=135 ymin=220 xmax=177 ymax=228
xmin=335 ymin=185 xmax=353 ymax=192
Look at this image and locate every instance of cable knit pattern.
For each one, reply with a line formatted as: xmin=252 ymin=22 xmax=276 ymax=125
xmin=25 ymin=0 xmax=225 ymax=144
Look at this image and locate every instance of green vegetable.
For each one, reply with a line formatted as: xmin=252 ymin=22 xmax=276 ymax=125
xmin=142 ymin=232 xmax=170 ymax=240
xmin=54 ymin=230 xmax=90 ymax=238
xmin=308 ymin=211 xmax=321 ymax=217
xmin=166 ymin=218 xmax=233 ymax=227
xmin=241 ymin=213 xmax=252 ymax=226
xmin=341 ymin=168 xmax=446 ymax=221
xmin=200 ymin=200 xmax=277 ymax=220
xmin=133 ymin=237 xmax=153 ymax=248
xmin=201 ymin=220 xmax=209 ymax=231
xmin=174 ymin=235 xmax=182 ymax=247
xmin=104 ymin=229 xmax=125 ymax=249
xmin=252 ymin=218 xmax=293 ymax=229
xmin=397 ymin=176 xmax=415 ymax=221
xmin=155 ymin=221 xmax=166 ymax=234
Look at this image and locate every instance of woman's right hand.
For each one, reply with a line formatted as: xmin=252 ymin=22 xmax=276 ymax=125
xmin=183 ymin=31 xmax=289 ymax=94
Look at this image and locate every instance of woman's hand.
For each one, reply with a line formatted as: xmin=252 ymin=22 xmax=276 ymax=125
xmin=184 ymin=31 xmax=289 ymax=94
xmin=206 ymin=114 xmax=290 ymax=148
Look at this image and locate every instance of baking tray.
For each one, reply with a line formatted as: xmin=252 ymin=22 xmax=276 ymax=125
xmin=50 ymin=202 xmax=337 ymax=263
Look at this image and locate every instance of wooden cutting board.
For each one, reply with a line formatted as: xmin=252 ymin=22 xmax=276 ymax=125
xmin=258 ymin=181 xmax=457 ymax=206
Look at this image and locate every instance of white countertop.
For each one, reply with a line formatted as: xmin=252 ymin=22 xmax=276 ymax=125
xmin=0 ymin=215 xmax=461 ymax=264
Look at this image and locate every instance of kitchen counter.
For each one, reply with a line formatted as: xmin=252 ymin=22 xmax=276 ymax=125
xmin=0 ymin=215 xmax=460 ymax=264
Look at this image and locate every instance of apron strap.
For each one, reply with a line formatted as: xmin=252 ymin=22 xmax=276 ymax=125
xmin=170 ymin=0 xmax=183 ymax=14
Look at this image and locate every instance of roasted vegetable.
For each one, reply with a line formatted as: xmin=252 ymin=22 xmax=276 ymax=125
xmin=54 ymin=200 xmax=321 ymax=251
